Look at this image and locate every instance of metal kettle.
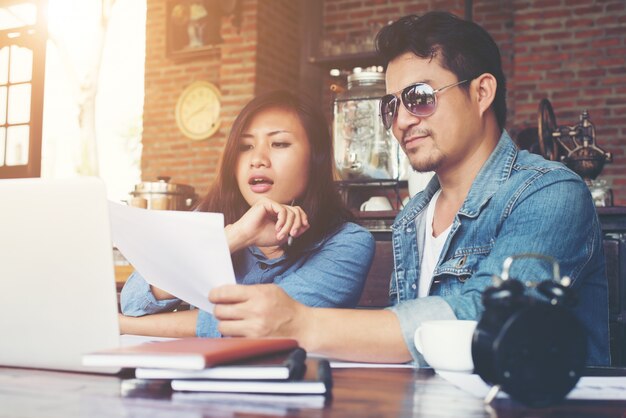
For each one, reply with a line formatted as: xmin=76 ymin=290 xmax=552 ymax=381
xmin=129 ymin=176 xmax=197 ymax=210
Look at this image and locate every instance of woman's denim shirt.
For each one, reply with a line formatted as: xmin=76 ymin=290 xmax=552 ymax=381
xmin=388 ymin=132 xmax=610 ymax=366
xmin=121 ymin=222 xmax=375 ymax=337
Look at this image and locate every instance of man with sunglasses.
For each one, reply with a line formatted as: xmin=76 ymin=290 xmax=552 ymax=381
xmin=209 ymin=11 xmax=609 ymax=367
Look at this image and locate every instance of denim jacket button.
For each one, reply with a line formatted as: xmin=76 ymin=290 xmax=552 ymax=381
xmin=258 ymin=262 xmax=269 ymax=270
xmin=406 ymin=227 xmax=413 ymax=233
xmin=411 ymin=283 xmax=416 ymax=290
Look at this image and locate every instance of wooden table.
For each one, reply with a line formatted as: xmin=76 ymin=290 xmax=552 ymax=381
xmin=1 ymin=366 xmax=624 ymax=417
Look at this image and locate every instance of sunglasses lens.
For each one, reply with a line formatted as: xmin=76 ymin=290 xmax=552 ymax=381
xmin=380 ymin=95 xmax=397 ymax=130
xmin=402 ymin=84 xmax=436 ymax=116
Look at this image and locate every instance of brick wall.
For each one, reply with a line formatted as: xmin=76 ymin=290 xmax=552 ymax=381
xmin=143 ymin=0 xmax=626 ymax=204
xmin=256 ymin=0 xmax=300 ymax=95
xmin=142 ymin=0 xmax=299 ymax=197
xmin=143 ymin=0 xmax=222 ymax=196
xmin=323 ymin=0 xmax=465 ymax=42
xmin=321 ymin=0 xmax=626 ymax=204
xmin=510 ymin=0 xmax=626 ymax=204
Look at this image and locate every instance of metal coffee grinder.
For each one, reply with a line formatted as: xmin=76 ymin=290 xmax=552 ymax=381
xmin=538 ymin=99 xmax=613 ymax=206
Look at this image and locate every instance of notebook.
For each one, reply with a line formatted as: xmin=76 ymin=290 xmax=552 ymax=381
xmin=171 ymin=358 xmax=333 ymax=395
xmin=0 ymin=177 xmax=125 ymax=374
xmin=133 ymin=347 xmax=306 ymax=380
xmin=82 ymin=337 xmax=299 ymax=370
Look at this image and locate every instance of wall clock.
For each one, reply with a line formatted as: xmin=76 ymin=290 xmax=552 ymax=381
xmin=175 ymin=81 xmax=221 ymax=140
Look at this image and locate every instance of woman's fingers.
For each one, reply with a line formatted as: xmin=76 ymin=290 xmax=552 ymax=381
xmin=275 ymin=204 xmax=310 ymax=241
xmin=292 ymin=206 xmax=309 ymax=237
xmin=276 ymin=206 xmax=296 ymax=240
xmin=241 ymin=198 xmax=310 ymax=245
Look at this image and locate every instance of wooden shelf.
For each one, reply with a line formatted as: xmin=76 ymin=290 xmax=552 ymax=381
xmin=597 ymin=206 xmax=626 ymax=233
xmin=336 ymin=179 xmax=407 ymax=188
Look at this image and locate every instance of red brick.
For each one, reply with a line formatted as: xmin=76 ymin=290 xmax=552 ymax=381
xmin=578 ymin=69 xmax=607 ymax=78
xmin=574 ymin=29 xmax=604 ymax=39
xmin=592 ymin=38 xmax=622 ymax=48
xmin=607 ymin=2 xmax=626 ymax=12
xmin=543 ymin=31 xmax=573 ymax=41
xmin=566 ymin=18 xmax=594 ymax=28
xmin=573 ymin=5 xmax=603 ymax=15
xmin=516 ymin=34 xmax=542 ymax=43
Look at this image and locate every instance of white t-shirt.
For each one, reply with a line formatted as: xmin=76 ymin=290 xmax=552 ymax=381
xmin=418 ymin=190 xmax=452 ymax=297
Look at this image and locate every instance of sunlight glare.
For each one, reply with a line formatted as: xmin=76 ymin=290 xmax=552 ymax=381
xmin=0 ymin=3 xmax=37 ymax=31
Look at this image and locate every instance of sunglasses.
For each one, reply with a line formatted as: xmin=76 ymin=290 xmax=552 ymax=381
xmin=379 ymin=79 xmax=469 ymax=130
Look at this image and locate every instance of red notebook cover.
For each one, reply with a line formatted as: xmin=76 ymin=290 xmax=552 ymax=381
xmin=82 ymin=338 xmax=299 ymax=370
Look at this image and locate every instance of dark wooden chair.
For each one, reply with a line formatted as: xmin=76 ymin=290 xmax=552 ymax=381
xmin=603 ymin=236 xmax=626 ymax=366
xmin=357 ymin=240 xmax=394 ymax=308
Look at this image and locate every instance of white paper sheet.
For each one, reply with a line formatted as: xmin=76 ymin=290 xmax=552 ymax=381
xmin=119 ymin=334 xmax=178 ymax=347
xmin=329 ymin=361 xmax=414 ymax=369
xmin=108 ymin=202 xmax=235 ymax=312
xmin=568 ymin=377 xmax=626 ymax=400
xmin=437 ymin=371 xmax=626 ymax=401
xmin=307 ymin=353 xmax=414 ymax=368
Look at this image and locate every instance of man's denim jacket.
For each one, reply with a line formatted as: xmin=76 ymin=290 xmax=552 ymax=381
xmin=388 ymin=131 xmax=610 ymax=366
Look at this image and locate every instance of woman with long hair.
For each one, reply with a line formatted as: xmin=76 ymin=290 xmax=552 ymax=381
xmin=119 ymin=90 xmax=375 ymax=337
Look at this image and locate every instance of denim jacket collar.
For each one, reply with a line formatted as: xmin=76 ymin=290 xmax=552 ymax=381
xmin=459 ymin=130 xmax=517 ymax=218
xmin=393 ymin=130 xmax=516 ymax=229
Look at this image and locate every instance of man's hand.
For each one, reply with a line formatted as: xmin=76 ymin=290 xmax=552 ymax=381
xmin=210 ymin=284 xmax=412 ymax=362
xmin=225 ymin=198 xmax=309 ymax=253
xmin=210 ymin=284 xmax=310 ymax=341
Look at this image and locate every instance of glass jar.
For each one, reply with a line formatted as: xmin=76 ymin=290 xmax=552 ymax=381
xmin=588 ymin=178 xmax=613 ymax=207
xmin=333 ymin=71 xmax=405 ymax=181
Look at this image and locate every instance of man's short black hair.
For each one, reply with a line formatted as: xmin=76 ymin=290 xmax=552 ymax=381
xmin=376 ymin=12 xmax=507 ymax=129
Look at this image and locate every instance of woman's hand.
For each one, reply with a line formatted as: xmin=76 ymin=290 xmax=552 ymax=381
xmin=225 ymin=198 xmax=309 ymax=253
xmin=210 ymin=284 xmax=311 ymax=343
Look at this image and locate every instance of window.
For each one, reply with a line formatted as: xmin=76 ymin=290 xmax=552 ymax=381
xmin=0 ymin=0 xmax=46 ymax=178
xmin=42 ymin=0 xmax=145 ymax=201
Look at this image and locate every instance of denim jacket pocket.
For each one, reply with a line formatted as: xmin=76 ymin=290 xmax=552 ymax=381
xmin=431 ymin=253 xmax=487 ymax=296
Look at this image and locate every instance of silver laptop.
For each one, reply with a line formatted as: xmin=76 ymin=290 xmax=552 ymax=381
xmin=0 ymin=177 xmax=122 ymax=373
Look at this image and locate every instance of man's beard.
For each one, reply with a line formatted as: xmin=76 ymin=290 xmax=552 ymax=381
xmin=404 ymin=137 xmax=445 ymax=173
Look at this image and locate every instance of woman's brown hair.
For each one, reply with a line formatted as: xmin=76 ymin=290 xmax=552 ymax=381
xmin=195 ymin=90 xmax=352 ymax=254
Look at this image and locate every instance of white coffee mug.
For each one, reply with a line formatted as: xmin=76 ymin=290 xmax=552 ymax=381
xmin=360 ymin=196 xmax=393 ymax=211
xmin=414 ymin=320 xmax=477 ymax=372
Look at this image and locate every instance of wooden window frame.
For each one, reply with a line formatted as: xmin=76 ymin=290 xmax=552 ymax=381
xmin=0 ymin=0 xmax=46 ymax=179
